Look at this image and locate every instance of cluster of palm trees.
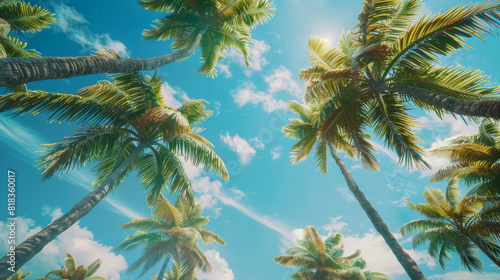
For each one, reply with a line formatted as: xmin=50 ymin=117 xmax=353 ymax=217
xmin=281 ymin=0 xmax=500 ymax=279
xmin=2 ymin=0 xmax=500 ymax=279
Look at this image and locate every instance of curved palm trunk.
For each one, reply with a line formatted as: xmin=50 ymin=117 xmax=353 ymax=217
xmin=157 ymin=253 xmax=172 ymax=280
xmin=0 ymin=29 xmax=206 ymax=87
xmin=0 ymin=143 xmax=146 ymax=279
xmin=327 ymin=143 xmax=426 ymax=280
xmin=386 ymin=84 xmax=500 ymax=120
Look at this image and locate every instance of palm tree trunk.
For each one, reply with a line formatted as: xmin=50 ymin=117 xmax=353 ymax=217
xmin=386 ymin=84 xmax=500 ymax=119
xmin=470 ymin=237 xmax=500 ymax=267
xmin=327 ymin=143 xmax=426 ymax=280
xmin=0 ymin=28 xmax=207 ymax=87
xmin=157 ymin=253 xmax=172 ymax=280
xmin=0 ymin=143 xmax=146 ymax=279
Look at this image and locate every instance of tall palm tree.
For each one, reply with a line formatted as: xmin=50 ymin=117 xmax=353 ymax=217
xmin=0 ymin=0 xmax=55 ymax=91
xmin=299 ymin=1 xmax=500 ymax=173
xmin=0 ymin=51 xmax=228 ymax=279
xmin=0 ymin=0 xmax=275 ymax=86
xmin=283 ymin=101 xmax=425 ymax=280
xmin=274 ymin=226 xmax=391 ymax=280
xmin=400 ymin=178 xmax=500 ymax=271
xmin=430 ymin=118 xmax=500 ymax=197
xmin=40 ymin=253 xmax=105 ymax=280
xmin=115 ymin=195 xmax=224 ymax=279
xmin=8 ymin=270 xmax=31 ymax=280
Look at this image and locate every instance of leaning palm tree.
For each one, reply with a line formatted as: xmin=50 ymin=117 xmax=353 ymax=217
xmin=0 ymin=51 xmax=228 ymax=279
xmin=115 ymin=195 xmax=224 ymax=279
xmin=430 ymin=118 xmax=500 ymax=197
xmin=400 ymin=178 xmax=500 ymax=271
xmin=300 ymin=0 xmax=500 ymax=175
xmin=0 ymin=0 xmax=275 ymax=86
xmin=274 ymin=226 xmax=391 ymax=280
xmin=0 ymin=0 xmax=55 ymax=91
xmin=8 ymin=270 xmax=31 ymax=280
xmin=40 ymin=253 xmax=105 ymax=280
xmin=283 ymin=101 xmax=425 ymax=279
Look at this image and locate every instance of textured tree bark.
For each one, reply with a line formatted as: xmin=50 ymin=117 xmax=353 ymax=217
xmin=156 ymin=253 xmax=172 ymax=280
xmin=0 ymin=143 xmax=146 ymax=279
xmin=0 ymin=29 xmax=206 ymax=87
xmin=386 ymin=84 xmax=500 ymax=120
xmin=328 ymin=143 xmax=427 ymax=280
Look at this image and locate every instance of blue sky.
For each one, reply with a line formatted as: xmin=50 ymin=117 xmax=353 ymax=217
xmin=1 ymin=0 xmax=500 ymax=279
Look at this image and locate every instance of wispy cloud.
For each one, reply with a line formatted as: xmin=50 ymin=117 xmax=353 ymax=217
xmin=184 ymin=161 xmax=294 ymax=242
xmin=231 ymin=81 xmax=288 ymax=113
xmin=50 ymin=1 xmax=128 ymax=56
xmin=220 ymin=132 xmax=257 ymax=164
xmin=0 ymin=117 xmax=144 ymax=220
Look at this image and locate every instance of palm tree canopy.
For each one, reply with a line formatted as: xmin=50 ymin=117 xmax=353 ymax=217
xmin=115 ymin=195 xmax=224 ymax=278
xmin=299 ymin=0 xmax=500 ymax=171
xmin=8 ymin=270 xmax=31 ymax=280
xmin=400 ymin=179 xmax=500 ymax=271
xmin=0 ymin=50 xmax=229 ymax=203
xmin=41 ymin=253 xmax=105 ymax=280
xmin=282 ymin=100 xmax=379 ymax=174
xmin=0 ymin=0 xmax=55 ymax=58
xmin=150 ymin=260 xmax=198 ymax=280
xmin=140 ymin=0 xmax=276 ymax=76
xmin=430 ymin=118 xmax=500 ymax=196
xmin=274 ymin=226 xmax=390 ymax=280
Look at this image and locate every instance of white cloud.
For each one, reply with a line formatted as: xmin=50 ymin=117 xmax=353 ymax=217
xmin=264 ymin=66 xmax=303 ymax=97
xmin=161 ymin=82 xmax=189 ymax=109
xmin=1 ymin=207 xmax=127 ymax=280
xmin=336 ymin=187 xmax=356 ymax=203
xmin=220 ymin=133 xmax=257 ymax=164
xmin=196 ymin=250 xmax=234 ymax=280
xmin=249 ymin=40 xmax=271 ymax=71
xmin=271 ymin=145 xmax=282 ymax=160
xmin=231 ymin=81 xmax=288 ymax=113
xmin=222 ymin=39 xmax=270 ymax=73
xmin=51 ymin=2 xmax=128 ymax=56
xmin=322 ymin=216 xmax=348 ymax=233
xmin=181 ymin=160 xmax=294 ymax=242
xmin=249 ymin=137 xmax=265 ymax=150
xmin=198 ymin=194 xmax=222 ymax=218
xmin=216 ymin=63 xmax=233 ymax=78
xmin=429 ymin=271 xmax=500 ymax=280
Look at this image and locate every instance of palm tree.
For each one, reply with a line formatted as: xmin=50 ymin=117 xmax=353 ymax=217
xmin=151 ymin=260 xmax=198 ymax=280
xmin=283 ymin=101 xmax=425 ymax=280
xmin=299 ymin=0 xmax=500 ymax=175
xmin=0 ymin=0 xmax=276 ymax=86
xmin=274 ymin=226 xmax=391 ymax=280
xmin=400 ymin=178 xmax=500 ymax=271
xmin=0 ymin=0 xmax=55 ymax=91
xmin=115 ymin=195 xmax=224 ymax=279
xmin=0 ymin=52 xmax=228 ymax=279
xmin=430 ymin=118 xmax=500 ymax=197
xmin=40 ymin=253 xmax=105 ymax=280
xmin=8 ymin=270 xmax=31 ymax=280
xmin=0 ymin=0 xmax=54 ymax=58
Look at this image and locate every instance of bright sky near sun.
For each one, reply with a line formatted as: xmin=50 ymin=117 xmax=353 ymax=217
xmin=1 ymin=0 xmax=500 ymax=279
